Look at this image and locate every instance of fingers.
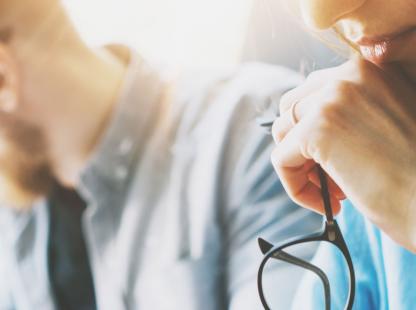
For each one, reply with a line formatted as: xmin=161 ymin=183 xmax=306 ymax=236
xmin=276 ymin=71 xmax=329 ymax=143
xmin=307 ymin=167 xmax=346 ymax=200
xmin=271 ymin=115 xmax=291 ymax=144
xmin=272 ymin=157 xmax=342 ymax=215
xmin=272 ymin=92 xmax=320 ymax=143
xmin=272 ymin=65 xmax=355 ymax=215
xmin=271 ymin=115 xmax=315 ymax=168
xmin=279 ymin=68 xmax=335 ymax=114
xmin=298 ymin=182 xmax=342 ymax=215
xmin=271 ymin=116 xmax=343 ymax=215
xmin=271 ymin=109 xmax=297 ymax=144
xmin=271 ymin=155 xmax=315 ymax=197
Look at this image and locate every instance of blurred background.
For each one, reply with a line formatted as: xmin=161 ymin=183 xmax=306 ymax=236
xmin=63 ymin=0 xmax=345 ymax=71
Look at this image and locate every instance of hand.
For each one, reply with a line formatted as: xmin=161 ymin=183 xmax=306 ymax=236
xmin=271 ymin=58 xmax=416 ymax=251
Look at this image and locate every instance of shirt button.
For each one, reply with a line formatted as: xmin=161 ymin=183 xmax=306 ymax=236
xmin=119 ymin=138 xmax=133 ymax=155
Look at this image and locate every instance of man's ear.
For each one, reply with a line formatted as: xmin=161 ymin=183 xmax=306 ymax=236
xmin=0 ymin=44 xmax=18 ymax=113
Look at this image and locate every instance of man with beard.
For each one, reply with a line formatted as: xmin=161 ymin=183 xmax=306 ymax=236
xmin=0 ymin=0 xmax=320 ymax=309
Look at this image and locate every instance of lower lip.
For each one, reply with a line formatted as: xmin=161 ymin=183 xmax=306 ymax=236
xmin=358 ymin=28 xmax=416 ymax=64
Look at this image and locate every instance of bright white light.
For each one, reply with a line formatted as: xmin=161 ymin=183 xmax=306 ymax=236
xmin=63 ymin=0 xmax=253 ymax=67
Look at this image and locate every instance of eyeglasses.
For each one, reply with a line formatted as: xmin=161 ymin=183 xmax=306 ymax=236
xmin=256 ymin=164 xmax=356 ymax=310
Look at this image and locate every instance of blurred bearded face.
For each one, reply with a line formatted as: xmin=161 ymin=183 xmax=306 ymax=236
xmin=0 ymin=112 xmax=53 ymax=209
xmin=0 ymin=20 xmax=54 ymax=209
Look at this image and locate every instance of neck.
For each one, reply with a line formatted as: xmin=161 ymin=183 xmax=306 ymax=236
xmin=19 ymin=43 xmax=127 ymax=187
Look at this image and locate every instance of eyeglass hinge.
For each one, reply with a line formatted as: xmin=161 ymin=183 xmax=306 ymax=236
xmin=327 ymin=220 xmax=336 ymax=242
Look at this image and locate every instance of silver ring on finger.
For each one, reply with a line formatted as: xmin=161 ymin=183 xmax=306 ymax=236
xmin=289 ymin=101 xmax=300 ymax=126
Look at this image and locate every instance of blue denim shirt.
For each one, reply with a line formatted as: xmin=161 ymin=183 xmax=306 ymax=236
xmin=0 ymin=47 xmax=321 ymax=310
xmin=294 ymin=201 xmax=416 ymax=310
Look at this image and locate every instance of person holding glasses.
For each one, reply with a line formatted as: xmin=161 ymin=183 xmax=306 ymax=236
xmin=265 ymin=0 xmax=416 ymax=309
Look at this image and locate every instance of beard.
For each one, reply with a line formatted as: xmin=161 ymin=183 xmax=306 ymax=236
xmin=0 ymin=112 xmax=54 ymax=210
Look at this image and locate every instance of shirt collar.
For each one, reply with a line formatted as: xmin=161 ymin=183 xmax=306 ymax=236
xmin=78 ymin=46 xmax=154 ymax=205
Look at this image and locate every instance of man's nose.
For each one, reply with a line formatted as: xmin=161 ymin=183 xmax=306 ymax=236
xmin=299 ymin=0 xmax=367 ymax=29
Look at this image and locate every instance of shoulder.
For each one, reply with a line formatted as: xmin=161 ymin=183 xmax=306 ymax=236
xmin=173 ymin=62 xmax=302 ymax=125
xmin=167 ymin=62 xmax=303 ymax=153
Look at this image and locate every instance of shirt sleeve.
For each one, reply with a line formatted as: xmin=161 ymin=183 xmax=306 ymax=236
xmin=213 ymin=63 xmax=323 ymax=309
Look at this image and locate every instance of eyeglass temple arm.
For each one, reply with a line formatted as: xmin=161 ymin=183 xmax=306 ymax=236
xmin=317 ymin=165 xmax=334 ymax=223
xmin=273 ymin=250 xmax=331 ymax=310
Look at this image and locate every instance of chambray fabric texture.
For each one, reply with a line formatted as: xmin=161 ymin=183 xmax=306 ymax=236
xmin=293 ymin=200 xmax=416 ymax=310
xmin=0 ymin=48 xmax=321 ymax=310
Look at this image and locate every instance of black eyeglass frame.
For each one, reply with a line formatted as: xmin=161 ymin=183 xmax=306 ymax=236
xmin=257 ymin=166 xmax=355 ymax=310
